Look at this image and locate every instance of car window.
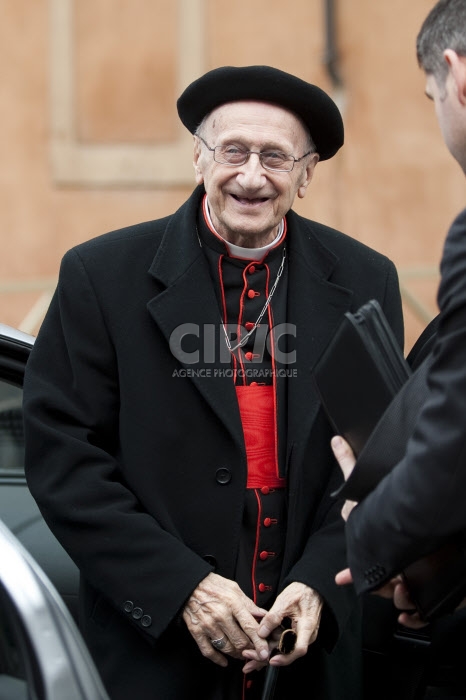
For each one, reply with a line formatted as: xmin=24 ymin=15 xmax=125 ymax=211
xmin=0 ymin=381 xmax=24 ymax=478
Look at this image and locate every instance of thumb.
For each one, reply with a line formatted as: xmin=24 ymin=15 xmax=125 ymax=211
xmin=335 ymin=568 xmax=353 ymax=586
xmin=331 ymin=435 xmax=356 ymax=481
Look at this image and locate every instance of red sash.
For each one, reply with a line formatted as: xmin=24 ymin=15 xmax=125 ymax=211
xmin=235 ymin=385 xmax=285 ymax=489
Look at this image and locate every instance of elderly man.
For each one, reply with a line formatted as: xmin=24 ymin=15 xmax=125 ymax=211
xmin=23 ymin=65 xmax=403 ymax=699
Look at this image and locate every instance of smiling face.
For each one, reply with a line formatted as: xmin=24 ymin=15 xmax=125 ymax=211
xmin=193 ymin=101 xmax=319 ymax=248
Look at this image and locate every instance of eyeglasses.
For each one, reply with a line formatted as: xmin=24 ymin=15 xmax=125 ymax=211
xmin=197 ymin=136 xmax=312 ymax=172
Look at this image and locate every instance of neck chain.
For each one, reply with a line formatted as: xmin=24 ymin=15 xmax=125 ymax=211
xmin=224 ymin=246 xmax=286 ymax=353
xmin=195 ymin=226 xmax=287 ymax=354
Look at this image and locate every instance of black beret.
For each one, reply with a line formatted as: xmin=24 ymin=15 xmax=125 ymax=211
xmin=177 ymin=65 xmax=344 ymax=161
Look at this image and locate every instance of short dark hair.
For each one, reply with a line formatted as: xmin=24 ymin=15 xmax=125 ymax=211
xmin=417 ymin=0 xmax=466 ymax=83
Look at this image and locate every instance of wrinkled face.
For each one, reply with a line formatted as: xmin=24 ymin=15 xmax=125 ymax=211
xmin=193 ymin=101 xmax=319 ymax=248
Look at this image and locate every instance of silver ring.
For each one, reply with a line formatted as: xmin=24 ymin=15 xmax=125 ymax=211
xmin=210 ymin=636 xmax=227 ymax=651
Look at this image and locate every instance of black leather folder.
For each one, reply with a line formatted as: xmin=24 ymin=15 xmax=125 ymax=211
xmin=312 ymin=299 xmax=411 ymax=460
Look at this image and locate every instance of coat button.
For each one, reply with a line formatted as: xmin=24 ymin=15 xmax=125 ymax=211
xmin=132 ymin=607 xmax=143 ymax=620
xmin=259 ymin=550 xmax=272 ymax=561
xmin=263 ymin=517 xmax=277 ymax=527
xmin=203 ymin=554 xmax=218 ymax=568
xmin=216 ymin=467 xmax=231 ymax=484
xmin=141 ymin=615 xmax=152 ymax=628
xmin=123 ymin=600 xmax=134 ymax=613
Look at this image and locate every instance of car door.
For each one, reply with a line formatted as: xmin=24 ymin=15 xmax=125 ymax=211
xmin=0 ymin=324 xmax=79 ymax=620
xmin=0 ymin=513 xmax=110 ymax=700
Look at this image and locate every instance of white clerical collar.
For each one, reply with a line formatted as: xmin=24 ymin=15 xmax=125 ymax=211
xmin=204 ymin=197 xmax=285 ymax=261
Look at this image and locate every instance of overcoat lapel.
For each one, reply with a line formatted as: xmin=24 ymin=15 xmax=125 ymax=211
xmin=146 ymin=188 xmax=245 ymax=452
xmin=285 ymin=212 xmax=354 ymax=459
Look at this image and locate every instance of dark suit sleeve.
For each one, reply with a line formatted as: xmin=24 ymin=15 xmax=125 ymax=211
xmin=345 ymin=207 xmax=466 ymax=593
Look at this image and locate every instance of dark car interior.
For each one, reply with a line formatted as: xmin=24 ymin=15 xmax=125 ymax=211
xmin=0 ymin=587 xmax=28 ymax=700
xmin=0 ymin=383 xmax=24 ymax=475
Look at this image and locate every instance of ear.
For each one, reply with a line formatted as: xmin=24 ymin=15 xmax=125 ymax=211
xmin=193 ymin=136 xmax=204 ymax=184
xmin=297 ymin=154 xmax=319 ymax=199
xmin=444 ymin=49 xmax=466 ymax=105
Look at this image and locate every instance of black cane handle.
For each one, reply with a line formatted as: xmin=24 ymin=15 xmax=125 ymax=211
xmin=260 ymin=627 xmax=297 ymax=700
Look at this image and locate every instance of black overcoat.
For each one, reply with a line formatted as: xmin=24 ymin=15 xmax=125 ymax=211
xmin=23 ymin=186 xmax=403 ymax=699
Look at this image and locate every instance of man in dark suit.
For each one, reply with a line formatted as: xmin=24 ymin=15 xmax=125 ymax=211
xmin=22 ymin=65 xmax=403 ymax=699
xmin=332 ymin=0 xmax=466 ymax=629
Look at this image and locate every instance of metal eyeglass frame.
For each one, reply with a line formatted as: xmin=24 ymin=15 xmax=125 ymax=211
xmin=197 ymin=136 xmax=312 ymax=172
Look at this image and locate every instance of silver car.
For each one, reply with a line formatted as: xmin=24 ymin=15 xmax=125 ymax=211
xmin=0 ymin=324 xmax=79 ymax=621
xmin=0 ymin=324 xmax=109 ymax=699
xmin=0 ymin=517 xmax=109 ymax=699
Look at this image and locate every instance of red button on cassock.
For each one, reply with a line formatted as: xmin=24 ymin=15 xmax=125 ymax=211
xmin=247 ymin=289 xmax=259 ymax=299
xmin=260 ymin=486 xmax=270 ymax=495
xmin=263 ymin=517 xmax=277 ymax=527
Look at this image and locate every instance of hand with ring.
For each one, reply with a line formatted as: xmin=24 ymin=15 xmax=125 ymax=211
xmin=210 ymin=636 xmax=227 ymax=651
xmin=182 ymin=572 xmax=270 ymax=667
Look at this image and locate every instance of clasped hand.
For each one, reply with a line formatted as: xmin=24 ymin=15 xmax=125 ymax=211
xmin=182 ymin=573 xmax=322 ymax=672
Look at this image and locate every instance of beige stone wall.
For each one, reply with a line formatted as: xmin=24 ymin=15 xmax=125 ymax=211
xmin=0 ymin=0 xmax=460 ymax=352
